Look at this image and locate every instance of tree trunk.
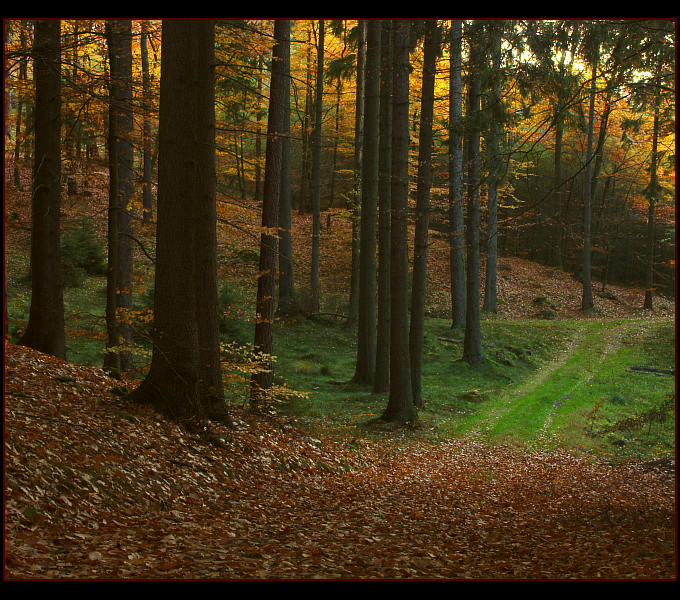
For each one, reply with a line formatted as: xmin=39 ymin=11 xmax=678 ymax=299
xmin=483 ymin=22 xmax=502 ymax=314
xmin=448 ymin=20 xmax=466 ymax=330
xmin=309 ymin=20 xmax=324 ymax=315
xmin=347 ymin=20 xmax=366 ymax=328
xmin=140 ymin=21 xmax=154 ymax=224
xmin=644 ymin=68 xmax=661 ymax=310
xmin=104 ymin=20 xmax=134 ymax=373
xmin=409 ymin=20 xmax=438 ymax=408
xmin=581 ymin=42 xmax=598 ymax=312
xmin=20 ymin=19 xmax=65 ymax=359
xmin=353 ymin=20 xmax=380 ymax=385
xmin=277 ymin=25 xmax=297 ymax=317
xmin=374 ymin=20 xmax=392 ymax=394
xmin=129 ymin=20 xmax=225 ymax=428
xmin=381 ymin=20 xmax=416 ymax=425
xmin=463 ymin=23 xmax=484 ymax=366
xmin=250 ymin=20 xmax=289 ymax=412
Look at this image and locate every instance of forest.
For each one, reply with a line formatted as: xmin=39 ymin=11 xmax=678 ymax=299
xmin=3 ymin=18 xmax=677 ymax=580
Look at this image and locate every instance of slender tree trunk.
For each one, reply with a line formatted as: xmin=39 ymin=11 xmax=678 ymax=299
xmin=409 ymin=20 xmax=438 ymax=408
xmin=483 ymin=22 xmax=502 ymax=314
xmin=104 ymin=20 xmax=134 ymax=373
xmin=381 ymin=19 xmax=416 ymax=425
xmin=298 ymin=28 xmax=312 ymax=213
xmin=250 ymin=20 xmax=289 ymax=412
xmin=277 ymin=26 xmax=297 ymax=317
xmin=353 ymin=20 xmax=380 ymax=384
xmin=644 ymin=69 xmax=661 ymax=310
xmin=448 ymin=20 xmax=466 ymax=330
xmin=374 ymin=20 xmax=392 ymax=394
xmin=347 ymin=20 xmax=366 ymax=328
xmin=462 ymin=23 xmax=484 ymax=366
xmin=20 ymin=19 xmax=65 ymax=359
xmin=13 ymin=27 xmax=28 ymax=189
xmin=140 ymin=21 xmax=154 ymax=224
xmin=581 ymin=43 xmax=599 ymax=311
xmin=310 ymin=20 xmax=324 ymax=315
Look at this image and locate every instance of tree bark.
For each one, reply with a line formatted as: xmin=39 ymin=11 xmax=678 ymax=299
xmin=20 ymin=19 xmax=65 ymax=359
xmin=409 ymin=20 xmax=439 ymax=408
xmin=250 ymin=20 xmax=289 ymax=412
xmin=381 ymin=20 xmax=416 ymax=425
xmin=353 ymin=20 xmax=380 ymax=385
xmin=463 ymin=23 xmax=485 ymax=366
xmin=373 ymin=20 xmax=393 ymax=394
xmin=448 ymin=20 xmax=466 ymax=330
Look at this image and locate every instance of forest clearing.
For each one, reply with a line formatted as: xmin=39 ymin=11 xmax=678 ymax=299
xmin=3 ymin=18 xmax=676 ymax=581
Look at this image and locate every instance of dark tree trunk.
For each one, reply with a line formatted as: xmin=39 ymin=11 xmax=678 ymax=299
xmin=104 ymin=20 xmax=134 ymax=373
xmin=250 ymin=20 xmax=289 ymax=412
xmin=644 ymin=69 xmax=661 ymax=310
xmin=409 ymin=20 xmax=439 ymax=408
xmin=373 ymin=20 xmax=392 ymax=394
xmin=353 ymin=20 xmax=380 ymax=385
xmin=448 ymin=20 xmax=466 ymax=330
xmin=463 ymin=23 xmax=484 ymax=366
xmin=20 ymin=19 xmax=65 ymax=359
xmin=129 ymin=20 xmax=226 ymax=427
xmin=381 ymin=20 xmax=416 ymax=425
xmin=277 ymin=24 xmax=297 ymax=317
xmin=310 ymin=20 xmax=324 ymax=315
xmin=483 ymin=22 xmax=502 ymax=314
xmin=581 ymin=43 xmax=598 ymax=311
xmin=347 ymin=20 xmax=366 ymax=328
xmin=140 ymin=21 xmax=154 ymax=224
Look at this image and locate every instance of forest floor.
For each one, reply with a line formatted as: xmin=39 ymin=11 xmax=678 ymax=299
xmin=4 ymin=336 xmax=676 ymax=581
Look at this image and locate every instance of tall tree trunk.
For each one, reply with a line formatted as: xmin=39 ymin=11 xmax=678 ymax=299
xmin=483 ymin=22 xmax=502 ymax=314
xmin=581 ymin=42 xmax=599 ymax=311
xmin=381 ymin=20 xmax=416 ymax=425
xmin=140 ymin=21 xmax=154 ymax=224
xmin=129 ymin=20 xmax=225 ymax=427
xmin=409 ymin=20 xmax=438 ymax=408
xmin=13 ymin=27 xmax=28 ymax=189
xmin=104 ymin=20 xmax=134 ymax=373
xmin=20 ymin=19 xmax=65 ymax=359
xmin=462 ymin=23 xmax=484 ymax=366
xmin=374 ymin=20 xmax=392 ymax=394
xmin=347 ymin=20 xmax=366 ymax=328
xmin=310 ymin=20 xmax=324 ymax=315
xmin=250 ymin=20 xmax=289 ymax=412
xmin=353 ymin=20 xmax=380 ymax=384
xmin=644 ymin=68 xmax=661 ymax=310
xmin=448 ymin=20 xmax=466 ymax=330
xmin=277 ymin=25 xmax=297 ymax=317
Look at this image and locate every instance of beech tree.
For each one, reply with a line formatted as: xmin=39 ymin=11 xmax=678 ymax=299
xmin=20 ymin=19 xmax=65 ymax=359
xmin=129 ymin=20 xmax=229 ymax=427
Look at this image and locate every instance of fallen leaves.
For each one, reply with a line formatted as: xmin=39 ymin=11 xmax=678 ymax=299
xmin=3 ymin=341 xmax=676 ymax=580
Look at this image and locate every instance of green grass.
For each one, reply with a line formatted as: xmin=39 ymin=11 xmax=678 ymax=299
xmin=273 ymin=316 xmax=675 ymax=463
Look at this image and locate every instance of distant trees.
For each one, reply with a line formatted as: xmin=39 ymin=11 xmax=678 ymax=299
xmin=20 ymin=19 xmax=65 ymax=359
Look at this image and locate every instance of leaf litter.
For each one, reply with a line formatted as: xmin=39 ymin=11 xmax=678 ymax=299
xmin=3 ymin=341 xmax=675 ymax=580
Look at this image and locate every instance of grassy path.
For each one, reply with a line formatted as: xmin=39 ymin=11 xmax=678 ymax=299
xmin=456 ymin=319 xmax=674 ymax=457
